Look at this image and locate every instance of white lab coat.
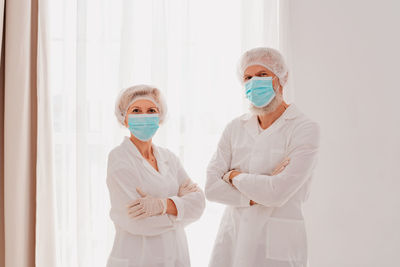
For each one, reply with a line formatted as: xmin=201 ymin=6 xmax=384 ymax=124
xmin=206 ymin=104 xmax=320 ymax=267
xmin=106 ymin=137 xmax=205 ymax=267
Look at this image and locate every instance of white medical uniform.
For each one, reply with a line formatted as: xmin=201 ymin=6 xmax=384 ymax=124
xmin=107 ymin=137 xmax=205 ymax=267
xmin=206 ymin=104 xmax=320 ymax=267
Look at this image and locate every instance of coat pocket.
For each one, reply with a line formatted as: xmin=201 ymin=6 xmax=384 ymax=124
xmin=266 ymin=217 xmax=307 ymax=262
xmin=106 ymin=257 xmax=129 ymax=267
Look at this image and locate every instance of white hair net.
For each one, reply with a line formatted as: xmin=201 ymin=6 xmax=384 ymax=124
xmin=114 ymin=84 xmax=168 ymax=126
xmin=237 ymin=47 xmax=289 ymax=87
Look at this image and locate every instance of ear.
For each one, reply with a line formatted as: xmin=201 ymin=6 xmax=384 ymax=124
xmin=274 ymin=77 xmax=283 ymax=94
xmin=280 ymin=72 xmax=289 ymax=93
xmin=278 ymin=82 xmax=283 ymax=94
xmin=124 ymin=116 xmax=129 ymax=127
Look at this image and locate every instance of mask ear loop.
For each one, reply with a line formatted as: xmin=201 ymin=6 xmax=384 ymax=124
xmin=272 ymin=76 xmax=283 ymax=92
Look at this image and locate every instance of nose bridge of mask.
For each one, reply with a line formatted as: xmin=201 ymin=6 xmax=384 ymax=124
xmin=245 ymin=76 xmax=274 ymax=91
xmin=129 ymin=113 xmax=159 ymax=124
xmin=129 ymin=113 xmax=159 ymax=119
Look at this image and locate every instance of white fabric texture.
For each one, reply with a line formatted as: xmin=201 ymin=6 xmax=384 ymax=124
xmin=205 ymin=104 xmax=320 ymax=267
xmin=106 ymin=137 xmax=205 ymax=267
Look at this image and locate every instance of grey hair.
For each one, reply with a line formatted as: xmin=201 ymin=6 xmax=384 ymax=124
xmin=249 ymin=91 xmax=284 ymax=116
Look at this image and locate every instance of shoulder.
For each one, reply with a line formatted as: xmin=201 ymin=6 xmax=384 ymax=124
xmin=108 ymin=141 xmax=126 ymax=160
xmin=292 ymin=110 xmax=319 ymax=134
xmin=224 ymin=113 xmax=251 ymax=132
xmin=289 ymin=107 xmax=320 ymax=145
xmin=155 ymin=145 xmax=180 ymax=164
xmin=107 ymin=140 xmax=131 ymax=170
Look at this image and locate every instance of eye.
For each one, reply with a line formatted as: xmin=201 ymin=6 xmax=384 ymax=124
xmin=260 ymin=72 xmax=268 ymax=76
xmin=148 ymin=108 xmax=158 ymax=113
xmin=244 ymin=76 xmax=252 ymax=81
xmin=131 ymin=108 xmax=140 ymax=113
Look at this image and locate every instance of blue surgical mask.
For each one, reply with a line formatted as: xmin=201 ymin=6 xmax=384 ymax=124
xmin=245 ymin=76 xmax=276 ymax=108
xmin=128 ymin=114 xmax=160 ymax=141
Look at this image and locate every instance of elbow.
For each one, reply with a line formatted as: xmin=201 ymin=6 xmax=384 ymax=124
xmin=204 ymin=186 xmax=212 ymax=201
xmin=258 ymin=190 xmax=292 ymax=208
xmin=204 ymin=185 xmax=218 ymax=203
xmin=204 ymin=172 xmax=221 ymax=202
xmin=194 ymin=191 xmax=206 ymax=219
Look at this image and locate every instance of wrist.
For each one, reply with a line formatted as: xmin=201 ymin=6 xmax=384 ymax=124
xmin=161 ymin=198 xmax=167 ymax=214
xmin=229 ymin=170 xmax=240 ymax=181
xmin=165 ymin=198 xmax=178 ymax=216
xmin=222 ymin=170 xmax=233 ymax=183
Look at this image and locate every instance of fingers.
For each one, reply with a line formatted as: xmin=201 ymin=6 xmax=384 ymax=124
xmin=129 ymin=205 xmax=145 ymax=218
xmin=128 ymin=202 xmax=145 ymax=218
xmin=271 ymin=166 xmax=283 ymax=175
xmin=126 ymin=199 xmax=141 ymax=209
xmin=134 ymin=212 xmax=149 ymax=220
xmin=136 ymin=187 xmax=147 ymax=197
xmin=277 ymin=158 xmax=290 ymax=169
xmin=272 ymin=164 xmax=287 ymax=175
xmin=186 ymin=183 xmax=197 ymax=191
xmin=282 ymin=157 xmax=290 ymax=167
xmin=181 ymin=179 xmax=191 ymax=187
xmin=181 ymin=183 xmax=200 ymax=196
xmin=190 ymin=184 xmax=200 ymax=192
xmin=272 ymin=158 xmax=290 ymax=175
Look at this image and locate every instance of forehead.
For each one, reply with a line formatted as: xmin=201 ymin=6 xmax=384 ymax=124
xmin=129 ymin=99 xmax=158 ymax=109
xmin=244 ymin=65 xmax=273 ymax=75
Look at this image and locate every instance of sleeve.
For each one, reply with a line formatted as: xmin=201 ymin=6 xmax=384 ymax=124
xmin=232 ymin=122 xmax=320 ymax=207
xmin=205 ymin=122 xmax=251 ymax=207
xmin=168 ymin=154 xmax=206 ymax=227
xmin=106 ymin=152 xmax=176 ymax=236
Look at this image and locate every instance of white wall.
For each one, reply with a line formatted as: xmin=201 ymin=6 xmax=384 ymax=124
xmin=290 ymin=1 xmax=400 ymax=266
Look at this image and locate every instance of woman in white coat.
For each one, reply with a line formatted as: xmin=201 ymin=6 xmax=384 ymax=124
xmin=205 ymin=47 xmax=320 ymax=267
xmin=107 ymin=85 xmax=205 ymax=267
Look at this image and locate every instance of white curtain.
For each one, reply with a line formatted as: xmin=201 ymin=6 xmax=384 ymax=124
xmin=42 ymin=0 xmax=289 ymax=266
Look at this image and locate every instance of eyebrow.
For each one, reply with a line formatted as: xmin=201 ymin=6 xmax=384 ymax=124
xmin=255 ymin=70 xmax=269 ymax=75
xmin=130 ymin=106 xmax=158 ymax=110
xmin=244 ymin=70 xmax=269 ymax=77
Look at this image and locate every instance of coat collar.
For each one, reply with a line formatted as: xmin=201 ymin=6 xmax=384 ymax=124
xmin=240 ymin=104 xmax=301 ymax=139
xmin=122 ymin=137 xmax=169 ymax=175
xmin=240 ymin=104 xmax=300 ymax=122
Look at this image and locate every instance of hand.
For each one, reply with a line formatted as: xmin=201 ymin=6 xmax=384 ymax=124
xmin=271 ymin=157 xmax=290 ymax=175
xmin=229 ymin=170 xmax=241 ymax=181
xmin=178 ymin=179 xmax=199 ymax=197
xmin=126 ymin=188 xmax=167 ymax=219
xmin=222 ymin=170 xmax=241 ymax=185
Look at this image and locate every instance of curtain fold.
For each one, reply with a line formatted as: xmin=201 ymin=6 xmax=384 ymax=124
xmin=0 ymin=1 xmax=5 ymax=265
xmin=36 ymin=0 xmax=57 ymax=266
xmin=1 ymin=0 xmax=40 ymax=266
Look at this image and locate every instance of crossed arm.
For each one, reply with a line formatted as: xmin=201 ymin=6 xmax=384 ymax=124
xmin=107 ymin=153 xmax=205 ymax=236
xmin=205 ymin=122 xmax=320 ymax=208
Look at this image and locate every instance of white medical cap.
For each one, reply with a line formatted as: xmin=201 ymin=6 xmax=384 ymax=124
xmin=115 ymin=84 xmax=168 ymax=126
xmin=238 ymin=47 xmax=289 ymax=86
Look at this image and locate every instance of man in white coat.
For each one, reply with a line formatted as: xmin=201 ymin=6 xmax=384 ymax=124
xmin=205 ymin=47 xmax=320 ymax=267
